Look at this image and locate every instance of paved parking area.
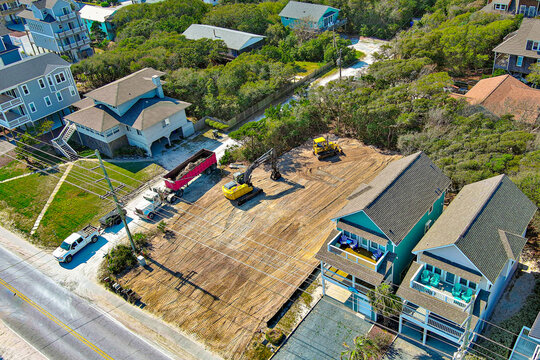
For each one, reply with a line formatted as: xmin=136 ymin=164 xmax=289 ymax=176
xmin=274 ymin=297 xmax=372 ymax=360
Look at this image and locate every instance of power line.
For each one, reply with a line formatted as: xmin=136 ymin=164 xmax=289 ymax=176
xmin=0 ymin=137 xmax=533 ymax=357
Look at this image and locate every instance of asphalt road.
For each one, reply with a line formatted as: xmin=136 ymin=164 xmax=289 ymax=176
xmin=0 ymin=245 xmax=173 ymax=360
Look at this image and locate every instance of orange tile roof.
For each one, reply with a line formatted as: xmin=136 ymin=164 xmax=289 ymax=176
xmin=459 ymin=75 xmax=540 ymax=124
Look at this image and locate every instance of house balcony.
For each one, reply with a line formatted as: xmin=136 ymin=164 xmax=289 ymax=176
xmin=402 ymin=302 xmax=465 ymax=343
xmin=494 ymin=53 xmax=509 ymax=70
xmin=54 ymin=26 xmax=86 ymax=40
xmin=0 ymin=94 xmax=23 ymax=112
xmin=56 ymin=11 xmax=77 ymax=22
xmin=0 ymin=3 xmax=22 ymax=15
xmin=0 ymin=110 xmax=31 ymax=129
xmin=410 ymin=264 xmax=479 ymax=311
xmin=321 ymin=263 xmax=370 ymax=295
xmin=327 ymin=231 xmax=389 ymax=272
xmin=59 ymin=37 xmax=90 ymax=52
xmin=321 ymin=18 xmax=347 ymax=32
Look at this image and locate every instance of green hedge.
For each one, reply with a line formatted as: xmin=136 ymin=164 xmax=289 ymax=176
xmin=205 ymin=118 xmax=229 ymax=130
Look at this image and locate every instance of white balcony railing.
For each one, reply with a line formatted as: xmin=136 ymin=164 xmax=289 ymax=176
xmin=54 ymin=26 xmax=85 ymax=40
xmin=57 ymin=11 xmax=76 ymax=22
xmin=0 ymin=97 xmax=23 ymax=112
xmin=0 ymin=114 xmax=31 ymax=129
xmin=411 ymin=280 xmax=474 ymax=310
xmin=402 ymin=303 xmax=464 ymax=340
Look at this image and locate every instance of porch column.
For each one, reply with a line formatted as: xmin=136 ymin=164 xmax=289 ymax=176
xmin=423 ymin=309 xmax=430 ymax=345
xmin=399 ymin=315 xmax=403 ymax=333
xmin=320 ymin=261 xmax=326 ymax=296
xmin=167 ymin=136 xmax=171 ymax=146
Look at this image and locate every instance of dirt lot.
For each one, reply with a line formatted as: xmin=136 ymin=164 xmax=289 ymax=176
xmin=119 ymin=139 xmax=398 ymax=358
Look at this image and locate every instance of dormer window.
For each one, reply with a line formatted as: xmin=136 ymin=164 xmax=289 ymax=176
xmin=533 ymin=41 xmax=540 ymax=51
xmin=494 ymin=3 xmax=507 ymax=10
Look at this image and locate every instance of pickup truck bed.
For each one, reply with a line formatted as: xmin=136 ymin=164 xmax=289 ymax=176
xmin=78 ymin=224 xmax=98 ymax=237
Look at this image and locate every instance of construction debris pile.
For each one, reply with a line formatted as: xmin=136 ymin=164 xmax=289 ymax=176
xmin=174 ymin=158 xmax=205 ymax=180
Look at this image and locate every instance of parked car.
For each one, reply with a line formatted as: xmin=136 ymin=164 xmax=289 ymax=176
xmin=53 ymin=225 xmax=100 ymax=263
xmin=99 ymin=208 xmax=126 ymax=228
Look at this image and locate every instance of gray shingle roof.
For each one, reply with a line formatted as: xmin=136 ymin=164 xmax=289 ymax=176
xmin=85 ymin=68 xmax=165 ymax=107
xmin=66 ymin=96 xmax=190 ymax=132
xmin=420 ymin=252 xmax=483 ymax=283
xmin=182 ymin=24 xmax=265 ymax=51
xmin=20 ymin=0 xmax=62 ymax=10
xmin=414 ymin=175 xmax=537 ymax=283
xmin=279 ymin=1 xmax=338 ymax=21
xmin=493 ymin=18 xmax=540 ymax=58
xmin=0 ymin=22 xmax=10 ymax=36
xmin=333 ymin=152 xmax=451 ymax=246
xmin=17 ymin=9 xmax=55 ymax=22
xmin=0 ymin=53 xmax=70 ymax=90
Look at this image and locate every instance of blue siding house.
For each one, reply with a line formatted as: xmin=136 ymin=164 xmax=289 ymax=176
xmin=316 ymin=152 xmax=451 ymax=319
xmin=18 ymin=0 xmax=92 ymax=61
xmin=398 ymin=175 xmax=537 ymax=348
xmin=279 ymin=1 xmax=342 ymax=31
xmin=0 ymin=52 xmax=80 ymax=130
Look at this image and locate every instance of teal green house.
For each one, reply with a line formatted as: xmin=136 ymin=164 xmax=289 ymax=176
xmin=315 ymin=151 xmax=451 ymax=320
xmin=279 ymin=1 xmax=342 ymax=31
xmin=79 ymin=5 xmax=119 ymax=41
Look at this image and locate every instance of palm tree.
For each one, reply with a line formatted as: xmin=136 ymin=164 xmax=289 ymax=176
xmin=341 ymin=335 xmax=380 ymax=360
xmin=367 ymin=283 xmax=403 ymax=328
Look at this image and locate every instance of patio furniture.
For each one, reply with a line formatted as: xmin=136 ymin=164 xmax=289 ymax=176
xmin=430 ymin=273 xmax=440 ymax=287
xmin=421 ymin=270 xmax=431 ymax=284
xmin=461 ymin=288 xmax=473 ymax=303
xmin=373 ymin=249 xmax=383 ymax=261
xmin=339 ymin=235 xmax=348 ymax=245
xmin=347 ymin=238 xmax=358 ymax=249
xmin=452 ymin=283 xmax=462 ymax=298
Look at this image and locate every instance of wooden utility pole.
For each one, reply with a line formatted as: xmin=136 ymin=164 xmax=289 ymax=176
xmin=95 ymin=150 xmax=137 ymax=253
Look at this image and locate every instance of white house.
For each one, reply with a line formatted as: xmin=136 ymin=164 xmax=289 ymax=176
xmin=58 ymin=68 xmax=194 ymax=158
xmin=397 ymin=174 xmax=537 ymax=348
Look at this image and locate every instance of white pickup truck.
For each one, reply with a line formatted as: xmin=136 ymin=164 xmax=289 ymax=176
xmin=53 ymin=225 xmax=100 ymax=263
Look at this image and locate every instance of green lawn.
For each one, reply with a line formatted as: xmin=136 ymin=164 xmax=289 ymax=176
xmin=0 ymin=160 xmax=163 ymax=248
xmin=36 ymin=160 xmax=164 ymax=247
xmin=0 ymin=159 xmax=33 ymax=181
xmin=294 ymin=61 xmax=324 ymax=76
xmin=0 ymin=168 xmax=64 ymax=237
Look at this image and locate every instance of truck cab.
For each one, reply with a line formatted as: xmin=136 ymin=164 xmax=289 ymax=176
xmin=53 ymin=225 xmax=99 ymax=263
xmin=135 ymin=188 xmax=177 ymax=220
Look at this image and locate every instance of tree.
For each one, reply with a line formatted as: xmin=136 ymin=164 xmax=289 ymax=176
xmin=341 ymin=335 xmax=380 ymax=360
xmin=526 ymin=62 xmax=540 ymax=87
xmin=367 ymin=283 xmax=403 ymax=327
xmin=90 ymin=22 xmax=107 ymax=42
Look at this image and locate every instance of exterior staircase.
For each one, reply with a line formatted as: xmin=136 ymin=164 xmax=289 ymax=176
xmin=52 ymin=123 xmax=78 ymax=161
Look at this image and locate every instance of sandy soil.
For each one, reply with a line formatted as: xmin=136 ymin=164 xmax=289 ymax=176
xmin=0 ymin=321 xmax=46 ymax=360
xmin=118 ymin=139 xmax=398 ymax=358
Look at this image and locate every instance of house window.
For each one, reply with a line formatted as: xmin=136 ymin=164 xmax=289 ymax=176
xmin=533 ymin=41 xmax=540 ymax=51
xmin=446 ymin=272 xmax=455 ymax=284
xmin=370 ymin=241 xmax=378 ymax=251
xmin=434 ymin=267 xmax=442 ymax=275
xmin=28 ymin=102 xmax=36 ymax=113
xmin=517 ymin=56 xmax=524 ymax=67
xmin=428 ymin=204 xmax=433 ymax=214
xmin=47 ymin=75 xmax=53 ymax=86
xmin=125 ymin=125 xmax=131 ymax=132
xmin=528 ymin=5 xmax=536 ymax=17
xmin=459 ymin=277 xmax=468 ymax=286
xmin=136 ymin=129 xmax=142 ymax=135
xmin=520 ymin=4 xmax=527 ymax=13
xmin=38 ymin=78 xmax=46 ymax=89
xmin=494 ymin=3 xmax=506 ymax=10
xmin=425 ymin=264 xmax=433 ymax=272
xmin=424 ymin=220 xmax=432 ymax=234
xmin=44 ymin=96 xmax=51 ymax=106
xmin=469 ymin=281 xmax=477 ymax=290
xmin=55 ymin=72 xmax=66 ymax=84
xmin=361 ymin=238 xmax=368 ymax=247
xmin=378 ymin=243 xmax=385 ymax=252
xmin=344 ymin=230 xmax=350 ymax=238
xmin=69 ymin=86 xmax=76 ymax=97
xmin=21 ymin=84 xmax=29 ymax=95
xmin=56 ymin=91 xmax=63 ymax=102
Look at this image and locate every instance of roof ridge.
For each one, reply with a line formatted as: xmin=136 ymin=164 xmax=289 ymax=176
xmin=456 ymin=174 xmax=505 ymax=244
xmin=479 ymin=75 xmax=511 ymax=104
xmin=366 ymin=151 xmax=422 ymax=209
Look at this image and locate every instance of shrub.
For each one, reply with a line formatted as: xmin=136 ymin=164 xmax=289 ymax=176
xmin=113 ymin=145 xmax=146 ymax=157
xmin=205 ymin=118 xmax=229 ymax=130
xmin=106 ymin=244 xmax=137 ymax=275
xmin=133 ymin=232 xmax=148 ymax=249
xmin=100 ymin=1 xmax=109 ymax=6
xmin=265 ymin=329 xmax=285 ymax=346
xmin=219 ymin=145 xmax=240 ymax=165
xmin=157 ymin=221 xmax=167 ymax=233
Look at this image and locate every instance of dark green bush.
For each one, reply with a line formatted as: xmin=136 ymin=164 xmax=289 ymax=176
xmin=106 ymin=244 xmax=137 ymax=275
xmin=205 ymin=118 xmax=229 ymax=130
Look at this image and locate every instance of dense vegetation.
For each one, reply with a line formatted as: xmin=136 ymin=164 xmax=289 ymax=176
xmin=226 ymin=0 xmax=539 ymax=226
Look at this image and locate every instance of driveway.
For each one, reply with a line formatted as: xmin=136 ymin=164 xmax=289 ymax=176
xmin=273 ymin=297 xmax=373 ymax=360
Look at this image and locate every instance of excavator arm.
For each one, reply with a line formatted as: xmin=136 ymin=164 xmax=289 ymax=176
xmin=239 ymin=149 xmax=281 ymax=185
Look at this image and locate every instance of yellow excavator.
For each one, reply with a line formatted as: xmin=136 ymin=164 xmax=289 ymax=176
xmin=313 ymin=137 xmax=343 ymax=160
xmin=222 ymin=148 xmax=281 ymax=205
